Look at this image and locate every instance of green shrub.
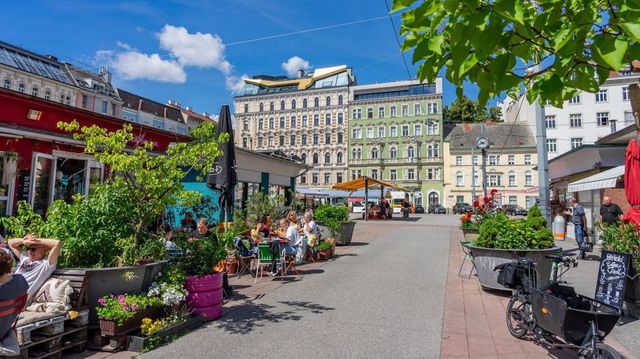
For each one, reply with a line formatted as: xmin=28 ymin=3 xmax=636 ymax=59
xmin=474 ymin=208 xmax=554 ymax=250
xmin=601 ymin=223 xmax=640 ymax=269
xmin=314 ymin=205 xmax=350 ymax=235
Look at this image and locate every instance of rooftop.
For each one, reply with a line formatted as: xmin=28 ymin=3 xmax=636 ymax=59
xmin=117 ymin=88 xmax=183 ymax=122
xmin=444 ymin=122 xmax=536 ymax=150
xmin=0 ymin=40 xmax=73 ymax=85
xmin=237 ymin=65 xmax=354 ymax=97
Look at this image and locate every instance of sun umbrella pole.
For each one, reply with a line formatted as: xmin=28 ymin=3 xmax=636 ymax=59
xmin=364 ymin=177 xmax=369 ymax=221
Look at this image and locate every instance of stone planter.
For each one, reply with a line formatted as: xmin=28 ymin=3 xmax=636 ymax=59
xmin=82 ymin=261 xmax=168 ymax=325
xmin=317 ymin=221 xmax=355 ymax=245
xmin=461 ymin=227 xmax=480 ymax=242
xmin=99 ymin=306 xmax=163 ymax=336
xmin=468 ymin=245 xmax=560 ymax=291
xmin=126 ymin=315 xmax=206 ymax=352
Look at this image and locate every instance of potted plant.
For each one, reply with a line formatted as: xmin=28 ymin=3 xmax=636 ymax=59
xmin=460 ymin=190 xmax=500 ymax=241
xmin=314 ymin=205 xmax=354 ymax=245
xmin=469 ymin=205 xmax=559 ymax=291
xmin=96 ymin=293 xmax=164 ymax=336
xmin=316 ymin=242 xmax=333 ymax=260
xmin=600 ymin=222 xmax=640 ymax=317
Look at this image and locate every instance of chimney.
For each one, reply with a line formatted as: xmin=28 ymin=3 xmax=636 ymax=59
xmin=186 ymin=106 xmax=192 ymax=111
xmin=99 ymin=66 xmax=112 ymax=84
xmin=297 ymin=69 xmax=304 ymax=78
xmin=202 ymin=112 xmax=209 ymax=117
xmin=138 ymin=99 xmax=143 ymax=111
xmin=164 ymin=107 xmax=168 ymax=119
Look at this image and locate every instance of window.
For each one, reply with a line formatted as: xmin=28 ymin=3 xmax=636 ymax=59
xmin=3 ymin=79 xmax=10 ymax=89
xmin=597 ymin=112 xmax=609 ymax=126
xmin=352 ymin=108 xmax=361 ymax=119
xmin=407 ymin=146 xmax=415 ymax=159
xmin=390 ymin=169 xmax=397 ymax=180
xmin=337 ymin=113 xmax=343 ymax=125
xmin=428 ymin=102 xmax=438 ymax=114
xmin=595 ymin=89 xmax=608 ymax=102
xmin=313 ymin=134 xmax=319 ymax=145
xmin=290 ymin=135 xmax=296 ymax=145
xmin=508 ymin=172 xmax=516 ymax=186
xmin=414 ymin=124 xmax=422 ymax=136
xmin=102 ymin=100 xmax=109 ymax=113
xmin=489 ymin=155 xmax=500 ymax=165
xmin=338 ymin=95 xmax=343 ymax=105
xmin=545 ymin=115 xmax=556 ymax=128
xmin=312 ymin=173 xmax=318 ymax=184
xmin=378 ymin=106 xmax=385 ymax=118
xmin=456 ymin=195 xmax=465 ymax=204
xmin=300 ymin=175 xmax=306 ymax=184
xmin=414 ymin=103 xmax=421 ymax=115
xmin=325 ymin=133 xmax=331 ymax=144
xmin=509 ymin=196 xmax=517 ymax=205
xmin=351 ymin=148 xmax=362 ymax=160
xmin=407 ymin=169 xmax=415 ymax=180
xmin=371 ymin=169 xmax=378 ymax=179
xmin=524 ymin=154 xmax=532 ymax=164
xmin=279 ymin=135 xmax=284 ymax=146
xmin=337 ymin=133 xmax=343 ymax=144
xmin=390 ymin=106 xmax=397 ymax=117
xmin=367 ymin=127 xmax=374 ymax=138
xmin=428 ymin=143 xmax=439 ymax=157
xmin=546 ymin=139 xmax=557 ymax=153
xmin=269 ymin=102 xmax=274 ymax=111
xmin=336 ymin=172 xmax=343 ymax=183
xmin=488 ymin=174 xmax=502 ymax=186
xmin=427 ymin=168 xmax=435 ymax=180
xmin=81 ymin=95 xmax=89 ymax=109
xmin=44 ymin=89 xmax=50 ymax=100
xmin=269 ymin=118 xmax=274 ymax=129
xmin=390 ymin=126 xmax=397 ymax=137
xmin=18 ymin=83 xmax=24 ymax=93
xmin=302 ymin=134 xmax=307 ymax=145
xmin=472 ymin=155 xmax=478 ymax=165
xmin=525 ymin=196 xmax=537 ymax=209
xmin=65 ymin=96 xmax=71 ymax=105
xmin=402 ymin=125 xmax=409 ymax=136
xmin=324 ymin=153 xmax=331 ymax=164
xmin=402 ymin=104 xmax=408 ymax=116
xmin=31 ymin=86 xmax=39 ymax=97
xmin=291 ymin=116 xmax=296 ymax=128
xmin=508 ymin=155 xmax=515 ymax=165
xmin=367 ymin=108 xmax=373 ymax=118
xmin=456 ymin=156 xmax=463 ymax=166
xmin=302 ymin=115 xmax=308 ymax=126
xmin=244 ymin=104 xmax=248 ymax=113
xmin=326 ymin=96 xmax=331 ymax=106
xmin=325 ymin=114 xmax=331 ymax=125
xmin=242 ymin=138 xmax=248 ymax=148
xmin=337 ymin=152 xmax=343 ymax=164
xmin=279 ymin=117 xmax=285 ymax=128
xmin=303 ymin=99 xmax=307 ymax=108
xmin=569 ymin=95 xmax=580 ymax=104
xmin=456 ymin=171 xmax=464 ymax=186
xmin=314 ymin=97 xmax=319 ymax=107
xmin=378 ymin=126 xmax=385 ymax=138
xmin=257 ymin=137 xmax=263 ymax=147
xmin=268 ymin=137 xmax=273 ymax=146
xmin=390 ymin=147 xmax=397 ymax=159
xmin=570 ymin=114 xmax=582 ymax=127
xmin=473 ymin=171 xmax=479 ymax=186
xmin=313 ymin=153 xmax=319 ymax=164
xmin=371 ymin=147 xmax=378 ymax=159
xmin=427 ymin=121 xmax=438 ymax=135
xmin=59 ymin=94 xmax=64 ymax=103
xmin=314 ymin=115 xmax=319 ymax=126
xmin=302 ymin=154 xmax=307 ymax=164
xmin=571 ymin=137 xmax=583 ymax=149
xmin=258 ymin=119 xmax=264 ymax=130
xmin=623 ymin=87 xmax=630 ymax=101
xmin=351 ymin=128 xmax=362 ymax=139
xmin=525 ymin=171 xmax=533 ymax=186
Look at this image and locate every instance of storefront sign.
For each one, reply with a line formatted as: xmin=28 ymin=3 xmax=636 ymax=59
xmin=18 ymin=169 xmax=30 ymax=202
xmin=595 ymin=250 xmax=632 ymax=309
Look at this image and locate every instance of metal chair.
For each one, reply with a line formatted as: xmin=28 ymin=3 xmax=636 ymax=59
xmin=281 ymin=246 xmax=302 ymax=281
xmin=255 ymin=242 xmax=281 ymax=283
xmin=235 ymin=238 xmax=255 ymax=278
xmin=458 ymin=241 xmax=476 ymax=279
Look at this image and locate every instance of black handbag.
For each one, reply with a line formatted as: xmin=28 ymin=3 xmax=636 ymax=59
xmin=495 ymin=262 xmax=521 ymax=289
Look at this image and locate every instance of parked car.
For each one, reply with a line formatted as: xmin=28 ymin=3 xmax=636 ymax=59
xmin=502 ymin=204 xmax=528 ymax=216
xmin=452 ymin=202 xmax=471 ymax=214
xmin=428 ymin=204 xmax=446 ymax=214
xmin=414 ymin=205 xmax=425 ymax=214
xmin=351 ymin=202 xmax=365 ymax=213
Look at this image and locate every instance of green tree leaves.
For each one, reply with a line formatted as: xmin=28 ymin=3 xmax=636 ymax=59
xmin=444 ymin=96 xmax=503 ymax=123
xmin=392 ymin=0 xmax=638 ymax=107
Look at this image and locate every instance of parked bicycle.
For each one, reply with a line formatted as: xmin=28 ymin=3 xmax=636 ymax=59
xmin=495 ymin=254 xmax=622 ymax=359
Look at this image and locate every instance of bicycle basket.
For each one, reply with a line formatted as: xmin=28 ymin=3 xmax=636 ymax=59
xmin=495 ymin=262 xmax=522 ymax=289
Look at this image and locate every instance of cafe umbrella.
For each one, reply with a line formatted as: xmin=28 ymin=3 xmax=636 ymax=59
xmin=213 ymin=104 xmax=237 ymax=228
xmin=624 ymin=140 xmax=640 ymax=224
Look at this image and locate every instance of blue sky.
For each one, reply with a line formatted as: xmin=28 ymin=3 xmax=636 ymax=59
xmin=0 ymin=0 xmax=489 ymax=115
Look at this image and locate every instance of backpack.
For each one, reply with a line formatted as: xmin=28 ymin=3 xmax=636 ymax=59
xmin=495 ymin=262 xmax=522 ymax=289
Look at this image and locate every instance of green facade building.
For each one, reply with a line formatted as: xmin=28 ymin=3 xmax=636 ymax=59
xmin=347 ymin=79 xmax=444 ymax=208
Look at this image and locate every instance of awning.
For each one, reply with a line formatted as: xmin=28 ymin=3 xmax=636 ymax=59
xmin=568 ymin=166 xmax=625 ymax=193
xmin=332 ymin=177 xmax=410 ymax=192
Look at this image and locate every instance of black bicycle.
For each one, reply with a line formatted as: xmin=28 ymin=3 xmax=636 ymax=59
xmin=496 ymin=254 xmax=622 ymax=359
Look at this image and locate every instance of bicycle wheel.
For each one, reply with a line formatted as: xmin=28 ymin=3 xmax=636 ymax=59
xmin=506 ymin=294 xmax=530 ymax=338
xmin=578 ymin=343 xmax=622 ymax=359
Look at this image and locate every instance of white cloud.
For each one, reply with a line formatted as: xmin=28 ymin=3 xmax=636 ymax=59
xmin=111 ymin=51 xmax=186 ymax=83
xmin=158 ymin=24 xmax=232 ymax=74
xmin=281 ymin=56 xmax=311 ymax=77
xmin=225 ymin=74 xmax=249 ymax=94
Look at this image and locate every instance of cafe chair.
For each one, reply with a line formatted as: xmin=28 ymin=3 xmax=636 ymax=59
xmin=281 ymin=247 xmax=302 ymax=281
xmin=235 ymin=238 xmax=255 ymax=278
xmin=458 ymin=241 xmax=476 ymax=279
xmin=255 ymin=242 xmax=280 ymax=283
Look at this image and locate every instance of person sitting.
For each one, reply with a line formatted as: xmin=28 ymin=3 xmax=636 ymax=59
xmin=303 ymin=212 xmax=320 ymax=259
xmin=158 ymin=224 xmax=180 ymax=258
xmin=189 ymin=218 xmax=217 ymax=242
xmin=251 ymin=215 xmax=271 ymax=243
xmin=7 ymin=234 xmax=60 ymax=300
xmin=287 ymin=210 xmax=301 ymax=233
xmin=0 ymin=250 xmax=28 ymax=356
xmin=180 ymin=212 xmax=197 ymax=233
xmin=281 ymin=218 xmax=302 ymax=257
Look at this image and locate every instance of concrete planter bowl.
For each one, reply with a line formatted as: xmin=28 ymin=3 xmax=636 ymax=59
xmin=83 ymin=260 xmax=168 ymax=324
xmin=468 ymin=245 xmax=560 ymax=291
xmin=317 ymin=221 xmax=356 ymax=246
xmin=461 ymin=227 xmax=480 ymax=242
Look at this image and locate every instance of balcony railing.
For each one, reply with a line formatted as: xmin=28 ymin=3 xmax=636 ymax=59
xmin=349 ymin=157 xmax=442 ymax=165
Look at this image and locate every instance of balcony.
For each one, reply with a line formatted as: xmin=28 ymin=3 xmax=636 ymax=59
xmin=348 ymin=157 xmax=443 ymax=166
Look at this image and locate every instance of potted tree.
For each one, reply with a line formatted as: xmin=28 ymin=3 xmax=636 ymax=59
xmin=314 ymin=205 xmax=354 ymax=245
xmin=469 ymin=206 xmax=559 ymax=291
xmin=600 ymin=223 xmax=640 ymax=317
xmin=315 ymin=242 xmax=333 ymax=260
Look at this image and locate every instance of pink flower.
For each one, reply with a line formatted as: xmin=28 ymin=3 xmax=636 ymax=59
xmin=131 ymin=304 xmax=139 ymax=311
xmin=98 ymin=298 xmax=106 ymax=306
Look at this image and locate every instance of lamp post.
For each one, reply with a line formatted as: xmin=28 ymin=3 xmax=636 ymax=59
xmin=475 ymin=134 xmax=490 ymax=199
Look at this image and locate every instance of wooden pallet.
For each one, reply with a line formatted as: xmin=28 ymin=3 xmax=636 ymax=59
xmin=17 ymin=325 xmax=87 ymax=359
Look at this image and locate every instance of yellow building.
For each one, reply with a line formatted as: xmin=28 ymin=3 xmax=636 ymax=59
xmin=443 ymin=122 xmax=539 ymax=210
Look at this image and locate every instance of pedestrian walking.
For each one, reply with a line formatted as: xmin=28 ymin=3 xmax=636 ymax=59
xmin=600 ymin=196 xmax=624 ymax=226
xmin=564 ymin=198 xmax=588 ymax=259
xmin=402 ymin=199 xmax=410 ymax=219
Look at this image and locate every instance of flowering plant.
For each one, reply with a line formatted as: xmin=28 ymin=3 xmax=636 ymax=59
xmin=459 ymin=189 xmax=499 ymax=229
xmin=140 ymin=317 xmax=169 ymax=336
xmin=601 ymin=222 xmax=640 ymax=269
xmin=147 ymin=282 xmax=187 ymax=306
xmin=96 ymin=293 xmax=163 ymax=326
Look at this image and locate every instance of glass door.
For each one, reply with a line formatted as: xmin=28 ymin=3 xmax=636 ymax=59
xmin=0 ymin=154 xmax=16 ymax=216
xmin=53 ymin=157 xmax=88 ymax=203
xmin=31 ymin=153 xmax=55 ymax=216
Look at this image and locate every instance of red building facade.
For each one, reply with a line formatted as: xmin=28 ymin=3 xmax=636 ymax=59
xmin=0 ymin=88 xmax=190 ymax=216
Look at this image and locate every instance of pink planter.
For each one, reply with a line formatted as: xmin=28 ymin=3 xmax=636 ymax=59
xmin=185 ymin=273 xmax=224 ymax=321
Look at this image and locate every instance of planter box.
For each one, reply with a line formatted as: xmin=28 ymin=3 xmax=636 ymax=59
xmin=461 ymin=227 xmax=480 ymax=242
xmin=468 ymin=245 xmax=560 ymax=291
xmin=126 ymin=315 xmax=206 ymax=353
xmin=317 ymin=221 xmax=355 ymax=246
xmin=317 ymin=249 xmax=332 ymax=261
xmin=99 ymin=307 xmax=163 ymax=336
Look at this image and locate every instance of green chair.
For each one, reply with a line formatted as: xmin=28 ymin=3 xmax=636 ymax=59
xmin=255 ymin=242 xmax=281 ymax=283
xmin=458 ymin=241 xmax=476 ymax=279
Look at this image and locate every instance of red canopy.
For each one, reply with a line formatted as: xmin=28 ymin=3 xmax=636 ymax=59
xmin=623 ymin=140 xmax=640 ymax=224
